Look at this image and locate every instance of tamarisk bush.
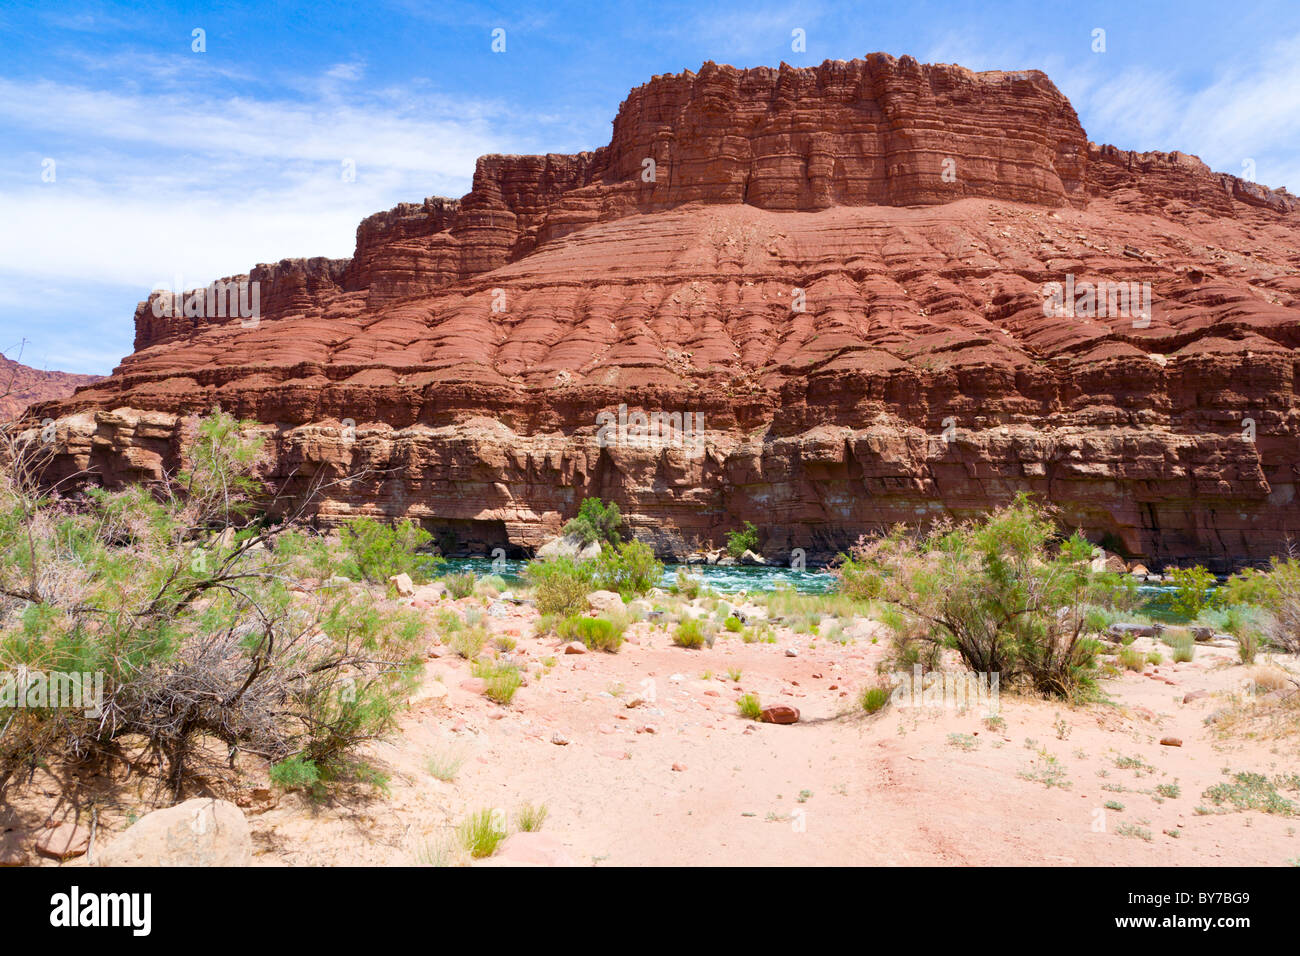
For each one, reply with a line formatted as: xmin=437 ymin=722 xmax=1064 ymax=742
xmin=0 ymin=409 xmax=426 ymax=796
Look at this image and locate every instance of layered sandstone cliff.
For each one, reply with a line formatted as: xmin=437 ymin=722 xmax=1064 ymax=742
xmin=0 ymin=354 xmax=101 ymax=421
xmin=29 ymin=55 xmax=1300 ymax=569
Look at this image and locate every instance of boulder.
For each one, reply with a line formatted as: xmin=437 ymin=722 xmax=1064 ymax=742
xmin=537 ymin=534 xmax=601 ymax=561
xmin=98 ymin=799 xmax=251 ymax=867
xmin=388 ymin=573 xmax=415 ymax=597
xmin=586 ymin=590 xmax=623 ymax=613
xmin=739 ymin=549 xmax=767 ymax=566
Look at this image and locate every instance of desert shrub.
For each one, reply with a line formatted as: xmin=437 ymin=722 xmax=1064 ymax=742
xmin=525 ymin=557 xmax=595 ymax=617
xmin=593 ymin=539 xmax=663 ymax=597
xmin=0 ymin=408 xmax=426 ymax=796
xmin=673 ymin=618 xmax=707 ymax=649
xmin=1221 ymin=559 xmax=1300 ymax=654
xmin=737 ymin=693 xmax=763 ymax=720
xmin=1164 ymin=565 xmax=1217 ymax=619
xmin=563 ymin=497 xmax=622 ymax=547
xmin=337 ymin=517 xmax=442 ymax=584
xmin=725 ymin=521 xmax=760 ymax=559
xmin=441 ymin=571 xmax=477 ymax=600
xmin=556 ymin=614 xmax=626 ymax=652
xmin=835 ymin=494 xmax=1119 ymax=699
xmin=723 ymin=615 xmax=743 ymax=633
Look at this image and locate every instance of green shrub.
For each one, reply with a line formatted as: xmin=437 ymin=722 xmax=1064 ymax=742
xmin=723 ymin=615 xmax=743 ymax=633
xmin=0 ymin=408 xmax=426 ymax=797
xmin=737 ymin=693 xmax=763 ymax=720
xmin=725 ymin=521 xmax=759 ymax=559
xmin=337 ymin=517 xmax=442 ymax=584
xmin=1164 ymin=565 xmax=1217 ymax=619
xmin=525 ymin=557 xmax=595 ymax=617
xmin=441 ymin=571 xmax=477 ymax=600
xmin=557 ymin=614 xmax=626 ymax=652
xmin=835 ymin=494 xmax=1112 ymax=699
xmin=563 ymin=497 xmax=622 ymax=547
xmin=593 ymin=539 xmax=663 ymax=597
xmin=673 ymin=618 xmax=707 ymax=649
xmin=448 ymin=625 xmax=487 ymax=659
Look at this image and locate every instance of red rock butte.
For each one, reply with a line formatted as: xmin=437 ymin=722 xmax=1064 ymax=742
xmin=29 ymin=55 xmax=1300 ymax=569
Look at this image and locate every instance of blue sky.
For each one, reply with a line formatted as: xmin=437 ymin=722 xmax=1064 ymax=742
xmin=2 ymin=0 xmax=1298 ymax=374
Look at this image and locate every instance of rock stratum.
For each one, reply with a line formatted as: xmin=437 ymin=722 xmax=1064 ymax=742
xmin=27 ymin=55 xmax=1300 ymax=569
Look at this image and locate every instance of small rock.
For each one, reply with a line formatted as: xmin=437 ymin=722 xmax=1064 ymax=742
xmin=1159 ymin=736 xmax=1183 ymax=747
xmin=784 ymin=648 xmax=798 ymax=658
xmin=0 ymin=829 xmax=28 ymax=866
xmin=1183 ymin=689 xmax=1210 ymax=703
xmin=550 ymin=732 xmax=569 ymax=745
xmin=388 ymin=573 xmax=415 ymax=597
xmin=671 ymin=763 xmax=686 ymax=772
xmin=760 ymin=705 xmax=800 ymax=725
xmin=35 ymin=822 xmax=90 ymax=861
xmin=563 ymin=641 xmax=587 ymax=655
xmin=488 ymin=601 xmax=509 ymax=618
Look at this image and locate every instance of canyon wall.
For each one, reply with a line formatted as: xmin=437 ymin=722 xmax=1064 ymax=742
xmin=28 ymin=55 xmax=1300 ymax=569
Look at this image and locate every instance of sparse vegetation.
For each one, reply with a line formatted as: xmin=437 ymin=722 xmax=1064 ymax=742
xmin=459 ymin=809 xmax=508 ymax=858
xmin=516 ymin=802 xmax=549 ymax=832
xmin=725 ymin=521 xmax=759 ymax=559
xmin=563 ymin=497 xmax=623 ymax=547
xmin=737 ymin=693 xmax=763 ymax=720
xmin=673 ymin=617 xmax=707 ymax=649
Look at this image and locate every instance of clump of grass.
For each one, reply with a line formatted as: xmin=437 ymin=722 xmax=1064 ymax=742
xmin=557 ymin=614 xmax=626 ymax=652
xmin=1104 ymin=799 xmax=1125 ymax=811
xmin=1116 ymin=822 xmax=1153 ymax=842
xmin=449 ymin=625 xmax=487 ymax=659
xmin=1156 ymin=782 xmax=1181 ymax=799
xmin=723 ymin=615 xmax=744 ymax=633
xmin=984 ymin=715 xmax=1006 ymax=733
xmin=483 ymin=663 xmax=523 ymax=705
xmin=1146 ymin=651 xmax=1163 ymax=666
xmin=459 ymin=809 xmax=508 ymax=858
xmin=673 ymin=617 xmax=707 ymax=649
xmin=1114 ymin=754 xmax=1155 ymax=775
xmin=1118 ymin=646 xmax=1146 ymax=671
xmin=1019 ymin=748 xmax=1070 ymax=789
xmin=426 ymin=745 xmax=467 ymax=782
xmin=947 ymin=733 xmax=978 ymax=751
xmin=859 ymin=684 xmax=891 ymax=715
xmin=1168 ymin=633 xmax=1195 ymax=663
xmin=442 ymin=571 xmax=477 ymax=600
xmin=1202 ymin=771 xmax=1298 ymax=816
xmin=515 ymin=802 xmax=548 ymax=832
xmin=726 ymin=668 xmax=742 ymax=682
xmin=414 ymin=834 xmax=457 ymax=866
xmin=737 ymin=693 xmax=763 ymax=720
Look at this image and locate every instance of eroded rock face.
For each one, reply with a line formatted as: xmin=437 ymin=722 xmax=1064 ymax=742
xmin=0 ymin=354 xmax=101 ymax=420
xmin=27 ymin=56 xmax=1300 ymax=570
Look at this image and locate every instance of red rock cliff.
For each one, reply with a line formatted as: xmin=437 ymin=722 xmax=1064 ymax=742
xmin=29 ymin=55 xmax=1300 ymax=569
